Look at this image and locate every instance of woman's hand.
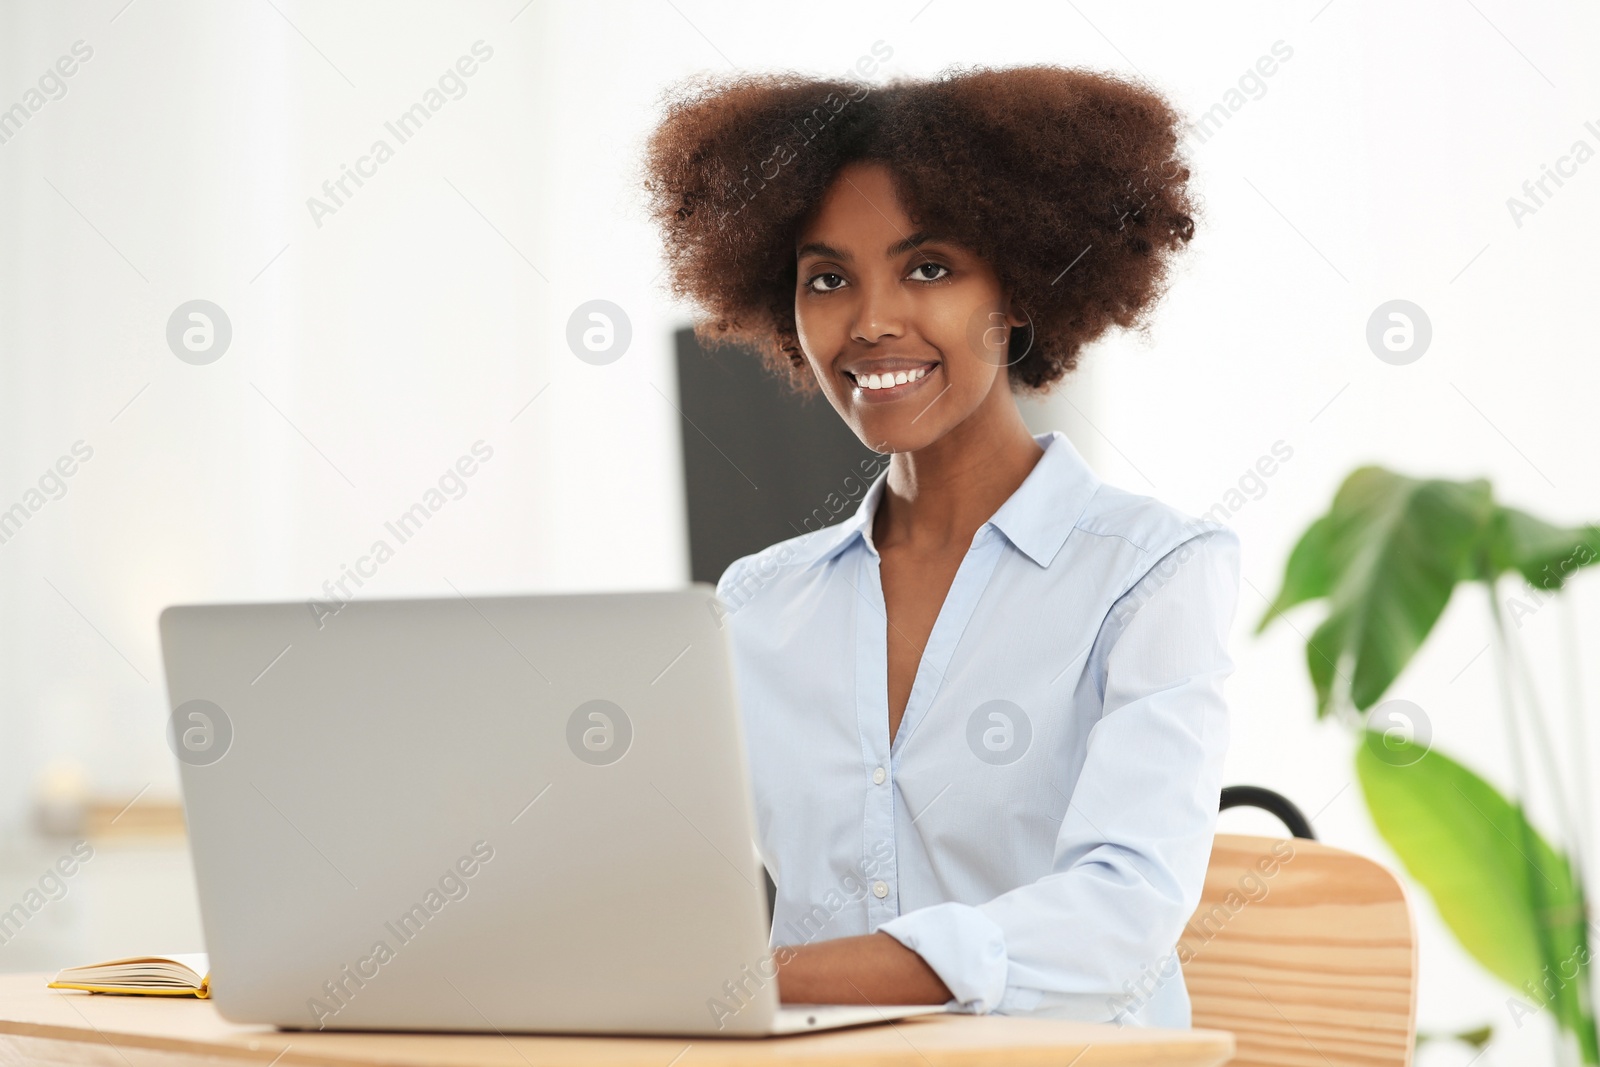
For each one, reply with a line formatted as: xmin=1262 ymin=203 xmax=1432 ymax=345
xmin=774 ymin=932 xmax=953 ymax=1005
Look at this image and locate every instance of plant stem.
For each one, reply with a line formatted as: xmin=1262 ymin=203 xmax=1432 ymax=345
xmin=1505 ymin=589 xmax=1600 ymax=1056
xmin=1557 ymin=593 xmax=1597 ymax=888
xmin=1489 ymin=582 xmax=1585 ymax=1067
xmin=1504 ymin=592 xmax=1588 ymax=889
xmin=1558 ymin=593 xmax=1600 ymax=1040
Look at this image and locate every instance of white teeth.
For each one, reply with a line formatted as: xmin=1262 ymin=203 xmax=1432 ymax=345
xmin=854 ymin=366 xmax=931 ymax=390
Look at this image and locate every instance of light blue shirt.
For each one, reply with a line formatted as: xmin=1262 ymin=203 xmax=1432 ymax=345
xmin=714 ymin=430 xmax=1241 ymax=1027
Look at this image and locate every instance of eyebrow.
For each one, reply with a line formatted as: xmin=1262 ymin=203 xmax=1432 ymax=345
xmin=796 ymin=230 xmax=951 ymax=263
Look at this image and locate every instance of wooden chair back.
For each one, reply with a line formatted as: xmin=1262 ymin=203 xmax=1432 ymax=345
xmin=1179 ymin=832 xmax=1418 ymax=1066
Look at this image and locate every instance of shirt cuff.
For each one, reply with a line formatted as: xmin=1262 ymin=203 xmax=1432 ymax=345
xmin=876 ymin=901 xmax=1008 ymax=1013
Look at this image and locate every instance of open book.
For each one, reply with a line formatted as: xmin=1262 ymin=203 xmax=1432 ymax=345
xmin=48 ymin=953 xmax=210 ymax=998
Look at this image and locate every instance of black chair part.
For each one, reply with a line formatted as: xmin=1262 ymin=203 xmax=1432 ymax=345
xmin=1220 ymin=784 xmax=1317 ymax=840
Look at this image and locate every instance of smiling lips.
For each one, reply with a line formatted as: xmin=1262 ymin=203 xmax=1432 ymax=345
xmin=843 ymin=362 xmax=939 ymax=401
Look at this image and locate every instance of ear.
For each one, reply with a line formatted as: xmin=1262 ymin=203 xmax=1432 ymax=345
xmin=1001 ymin=296 xmax=1029 ymax=331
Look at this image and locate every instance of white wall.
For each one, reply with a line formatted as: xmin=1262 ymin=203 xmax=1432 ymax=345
xmin=3 ymin=2 xmax=1599 ymax=1064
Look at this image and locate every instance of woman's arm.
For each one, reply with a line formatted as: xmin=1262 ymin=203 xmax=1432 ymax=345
xmin=775 ymin=932 xmax=953 ymax=1005
xmin=871 ymin=527 xmax=1241 ymax=1019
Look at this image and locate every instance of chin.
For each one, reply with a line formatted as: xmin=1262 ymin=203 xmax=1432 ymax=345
xmin=843 ymin=415 xmax=946 ymax=456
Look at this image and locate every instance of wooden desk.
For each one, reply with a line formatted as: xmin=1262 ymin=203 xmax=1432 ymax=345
xmin=0 ymin=974 xmax=1234 ymax=1066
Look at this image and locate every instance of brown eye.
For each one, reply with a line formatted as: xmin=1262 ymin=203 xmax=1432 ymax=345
xmin=807 ymin=272 xmax=846 ymax=293
xmin=909 ymin=262 xmax=950 ymax=282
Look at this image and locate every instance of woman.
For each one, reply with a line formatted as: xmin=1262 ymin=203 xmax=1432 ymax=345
xmin=642 ymin=64 xmax=1240 ymax=1027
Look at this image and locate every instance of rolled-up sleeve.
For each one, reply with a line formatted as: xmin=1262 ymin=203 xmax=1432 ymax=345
xmin=878 ymin=526 xmax=1241 ymax=1020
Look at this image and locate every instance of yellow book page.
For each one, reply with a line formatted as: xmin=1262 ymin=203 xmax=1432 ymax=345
xmin=46 ymin=978 xmax=210 ymax=999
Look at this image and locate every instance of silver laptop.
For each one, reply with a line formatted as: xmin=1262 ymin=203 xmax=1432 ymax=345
xmin=158 ymin=586 xmax=946 ymax=1037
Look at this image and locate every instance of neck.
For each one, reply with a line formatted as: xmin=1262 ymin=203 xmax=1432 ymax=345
xmin=872 ymin=382 xmax=1045 ymax=552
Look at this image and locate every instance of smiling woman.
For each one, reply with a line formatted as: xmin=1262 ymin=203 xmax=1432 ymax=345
xmin=640 ymin=65 xmax=1238 ymax=1029
xmin=641 ymin=64 xmax=1195 ymax=396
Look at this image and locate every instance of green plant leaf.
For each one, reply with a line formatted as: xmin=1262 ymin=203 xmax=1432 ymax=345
xmin=1357 ymin=732 xmax=1594 ymax=1057
xmin=1254 ymin=513 xmax=1336 ymax=633
xmin=1415 ymin=1024 xmax=1493 ymax=1051
xmin=1482 ymin=507 xmax=1600 ymax=590
xmin=1260 ymin=467 xmax=1494 ymax=714
xmin=1304 ymin=611 xmax=1347 ymax=718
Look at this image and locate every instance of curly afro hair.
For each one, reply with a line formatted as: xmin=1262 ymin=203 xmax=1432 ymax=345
xmin=640 ymin=63 xmax=1199 ymax=396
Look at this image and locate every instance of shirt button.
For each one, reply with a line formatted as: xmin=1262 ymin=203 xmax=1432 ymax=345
xmin=872 ymin=767 xmax=887 ymax=785
xmin=872 ymin=880 xmax=888 ymax=899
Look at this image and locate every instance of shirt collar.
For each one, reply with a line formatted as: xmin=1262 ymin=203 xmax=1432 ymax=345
xmin=799 ymin=430 xmax=1101 ymax=570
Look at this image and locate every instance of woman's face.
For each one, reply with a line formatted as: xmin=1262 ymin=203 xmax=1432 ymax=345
xmin=793 ymin=161 xmax=1026 ymax=454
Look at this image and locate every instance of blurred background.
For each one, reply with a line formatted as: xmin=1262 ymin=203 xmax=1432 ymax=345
xmin=2 ymin=1 xmax=1597 ymax=1063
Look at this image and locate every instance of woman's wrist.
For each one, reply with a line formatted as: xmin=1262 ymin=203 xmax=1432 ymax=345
xmin=774 ymin=932 xmax=953 ymax=1005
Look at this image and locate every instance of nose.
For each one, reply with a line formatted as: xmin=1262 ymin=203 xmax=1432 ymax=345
xmin=849 ymin=275 xmax=907 ymax=345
